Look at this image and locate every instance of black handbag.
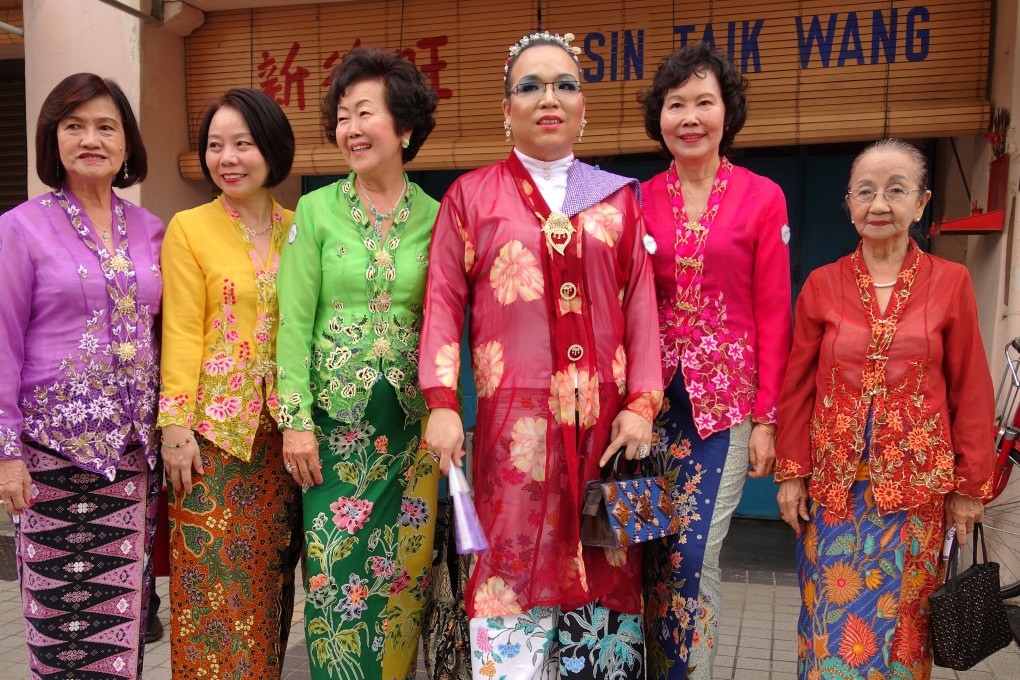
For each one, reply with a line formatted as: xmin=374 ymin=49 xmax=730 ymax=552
xmin=580 ymin=450 xmax=680 ymax=548
xmin=422 ymin=498 xmax=471 ymax=680
xmin=928 ymin=524 xmax=1014 ymax=670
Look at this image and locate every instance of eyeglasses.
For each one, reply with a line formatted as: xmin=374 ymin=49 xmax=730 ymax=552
xmin=846 ymin=187 xmax=924 ymax=204
xmin=509 ymin=79 xmax=583 ymax=98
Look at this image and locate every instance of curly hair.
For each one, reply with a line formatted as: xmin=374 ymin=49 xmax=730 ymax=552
xmin=321 ymin=47 xmax=438 ymax=163
xmin=640 ymin=42 xmax=748 ymax=156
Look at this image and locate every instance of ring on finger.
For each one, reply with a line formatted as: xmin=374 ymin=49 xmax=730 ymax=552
xmin=285 ymin=462 xmax=294 ymax=473
xmin=638 ymin=444 xmax=650 ymax=459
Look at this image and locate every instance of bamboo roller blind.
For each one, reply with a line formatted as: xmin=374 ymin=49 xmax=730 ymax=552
xmin=180 ymin=0 xmax=990 ymax=179
xmin=0 ymin=8 xmax=23 ymax=47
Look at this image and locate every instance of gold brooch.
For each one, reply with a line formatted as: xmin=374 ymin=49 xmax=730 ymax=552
xmin=542 ymin=212 xmax=574 ymax=256
xmin=114 ymin=342 xmax=137 ymax=361
xmin=107 ymin=254 xmax=131 ymax=273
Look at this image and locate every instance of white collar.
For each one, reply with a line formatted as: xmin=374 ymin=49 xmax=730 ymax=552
xmin=514 ymin=149 xmax=574 ymax=182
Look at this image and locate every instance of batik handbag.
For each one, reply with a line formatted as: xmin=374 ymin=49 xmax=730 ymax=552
xmin=929 ymin=524 xmax=1014 ymax=670
xmin=580 ymin=450 xmax=681 ymax=548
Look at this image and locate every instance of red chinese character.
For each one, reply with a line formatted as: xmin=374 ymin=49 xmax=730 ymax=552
xmin=321 ymin=39 xmax=362 ymax=88
xmin=259 ymin=42 xmax=310 ymax=111
xmin=415 ymin=36 xmax=453 ymax=100
xmin=258 ymin=50 xmax=281 ymax=99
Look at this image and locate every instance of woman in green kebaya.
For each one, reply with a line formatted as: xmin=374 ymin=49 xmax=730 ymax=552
xmin=275 ymin=47 xmax=440 ymax=680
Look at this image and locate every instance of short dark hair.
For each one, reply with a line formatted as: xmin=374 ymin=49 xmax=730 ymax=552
xmin=198 ymin=88 xmax=295 ymax=188
xmin=640 ymin=43 xmax=748 ymax=156
xmin=36 ymin=73 xmax=147 ymax=189
xmin=322 ymin=47 xmax=438 ymax=163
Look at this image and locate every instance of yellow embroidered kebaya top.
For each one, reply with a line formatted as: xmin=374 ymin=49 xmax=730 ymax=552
xmin=157 ymin=197 xmax=292 ymax=461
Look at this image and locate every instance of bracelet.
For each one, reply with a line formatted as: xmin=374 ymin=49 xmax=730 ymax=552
xmin=161 ymin=438 xmax=194 ymax=449
xmin=754 ymin=422 xmax=777 ymax=434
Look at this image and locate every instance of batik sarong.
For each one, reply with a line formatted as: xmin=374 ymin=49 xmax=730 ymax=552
xmin=302 ymin=383 xmax=439 ymax=680
xmin=644 ymin=371 xmax=748 ymax=679
xmin=167 ymin=411 xmax=300 ymax=679
xmin=470 ymin=602 xmax=644 ymax=680
xmin=796 ymin=454 xmax=945 ymax=679
xmin=15 ymin=443 xmax=158 ymax=679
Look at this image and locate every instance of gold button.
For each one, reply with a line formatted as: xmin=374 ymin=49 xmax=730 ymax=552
xmin=567 ymin=344 xmax=584 ymax=362
xmin=560 ymin=282 xmax=577 ymax=301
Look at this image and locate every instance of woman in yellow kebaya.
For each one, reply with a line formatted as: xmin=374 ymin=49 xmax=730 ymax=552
xmin=158 ymin=88 xmax=301 ymax=679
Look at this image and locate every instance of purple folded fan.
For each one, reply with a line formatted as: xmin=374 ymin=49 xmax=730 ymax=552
xmin=448 ymin=465 xmax=488 ymax=554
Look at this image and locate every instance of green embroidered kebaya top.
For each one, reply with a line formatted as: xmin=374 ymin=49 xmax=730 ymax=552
xmin=276 ymin=173 xmax=438 ymax=431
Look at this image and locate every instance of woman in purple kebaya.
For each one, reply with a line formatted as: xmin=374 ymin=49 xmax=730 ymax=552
xmin=0 ymin=73 xmax=163 ymax=679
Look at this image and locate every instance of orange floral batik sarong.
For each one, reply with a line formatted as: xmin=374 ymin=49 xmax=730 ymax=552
xmin=167 ymin=412 xmax=301 ymax=679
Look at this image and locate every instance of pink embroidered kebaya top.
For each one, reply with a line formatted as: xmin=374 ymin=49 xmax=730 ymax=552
xmin=157 ymin=198 xmax=291 ymax=461
xmin=643 ymin=160 xmax=793 ymax=438
xmin=776 ymin=245 xmax=995 ymax=516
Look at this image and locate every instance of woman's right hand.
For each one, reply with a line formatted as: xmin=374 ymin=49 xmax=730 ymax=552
xmin=282 ymin=429 xmax=322 ymax=487
xmin=778 ymin=477 xmax=810 ymax=536
xmin=161 ymin=424 xmax=203 ymax=496
xmin=424 ymin=408 xmax=465 ymax=475
xmin=0 ymin=458 xmax=33 ymax=515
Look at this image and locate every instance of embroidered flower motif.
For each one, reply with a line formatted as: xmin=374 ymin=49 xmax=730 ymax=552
xmin=472 ymin=341 xmax=505 ymax=398
xmin=457 ymin=216 xmax=476 ymax=273
xmin=202 ymin=353 xmax=236 ymax=376
xmin=489 ymin=240 xmax=543 ymax=305
xmin=473 ymin=576 xmax=523 ymax=616
xmin=509 ymin=417 xmax=546 ymax=481
xmin=579 ymin=202 xmax=624 ymax=247
xmin=434 ymin=342 xmax=461 ymax=389
xmin=205 ymin=395 xmax=242 ymax=422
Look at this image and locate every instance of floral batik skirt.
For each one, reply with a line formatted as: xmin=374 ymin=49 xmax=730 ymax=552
xmin=167 ymin=411 xmax=301 ymax=679
xmin=796 ymin=456 xmax=946 ymax=680
xmin=15 ymin=442 xmax=159 ymax=680
xmin=644 ymin=371 xmax=742 ymax=680
xmin=304 ymin=383 xmax=439 ymax=680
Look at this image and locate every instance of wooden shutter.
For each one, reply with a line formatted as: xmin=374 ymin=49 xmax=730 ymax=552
xmin=0 ymin=58 xmax=26 ymax=214
xmin=180 ymin=0 xmax=990 ymax=179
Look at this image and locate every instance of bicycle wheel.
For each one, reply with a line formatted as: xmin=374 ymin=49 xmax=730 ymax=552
xmin=981 ymin=478 xmax=1020 ymax=599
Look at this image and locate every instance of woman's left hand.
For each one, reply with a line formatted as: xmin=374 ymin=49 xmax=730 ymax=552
xmin=747 ymin=424 xmax=776 ymax=478
xmin=600 ymin=410 xmax=653 ymax=466
xmin=945 ymin=491 xmax=984 ymax=547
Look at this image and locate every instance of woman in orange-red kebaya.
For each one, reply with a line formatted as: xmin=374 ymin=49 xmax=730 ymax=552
xmin=776 ymin=138 xmax=995 ymax=680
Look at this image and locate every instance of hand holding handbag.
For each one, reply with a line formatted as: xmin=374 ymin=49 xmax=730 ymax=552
xmin=580 ymin=449 xmax=681 ymax=548
xmin=928 ymin=524 xmax=1014 ymax=670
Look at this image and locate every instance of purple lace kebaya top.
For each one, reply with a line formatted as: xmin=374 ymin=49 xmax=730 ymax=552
xmin=0 ymin=188 xmax=163 ymax=480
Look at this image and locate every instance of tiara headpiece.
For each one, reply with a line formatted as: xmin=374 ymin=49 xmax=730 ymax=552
xmin=503 ymin=31 xmax=582 ymax=81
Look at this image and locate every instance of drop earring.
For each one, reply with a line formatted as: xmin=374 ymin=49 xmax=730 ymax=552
xmin=504 ymin=120 xmax=512 ymax=143
xmin=122 ymin=161 xmax=129 ymax=180
xmin=578 ymin=118 xmax=587 ymax=141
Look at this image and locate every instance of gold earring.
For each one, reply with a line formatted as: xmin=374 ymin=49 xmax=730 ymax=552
xmin=504 ymin=120 xmax=512 ymax=143
xmin=578 ymin=118 xmax=587 ymax=141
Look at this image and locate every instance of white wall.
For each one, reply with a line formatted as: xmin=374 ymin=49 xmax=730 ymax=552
xmin=23 ymin=0 xmax=207 ymax=223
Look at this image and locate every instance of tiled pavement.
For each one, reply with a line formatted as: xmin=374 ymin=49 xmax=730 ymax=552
xmin=1 ymin=516 xmax=1017 ymax=679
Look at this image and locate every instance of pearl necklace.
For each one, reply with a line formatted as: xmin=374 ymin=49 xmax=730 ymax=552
xmin=872 ymin=280 xmax=898 ymax=289
xmin=358 ymin=178 xmax=407 ymax=240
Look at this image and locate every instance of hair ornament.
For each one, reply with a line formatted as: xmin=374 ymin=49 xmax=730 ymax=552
xmin=504 ymin=31 xmax=582 ymax=81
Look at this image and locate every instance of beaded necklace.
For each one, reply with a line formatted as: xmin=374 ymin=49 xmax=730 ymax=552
xmin=357 ymin=177 xmax=408 ymax=241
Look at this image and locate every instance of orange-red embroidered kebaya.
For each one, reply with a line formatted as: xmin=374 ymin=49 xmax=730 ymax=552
xmin=776 ymin=242 xmax=995 ymax=517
